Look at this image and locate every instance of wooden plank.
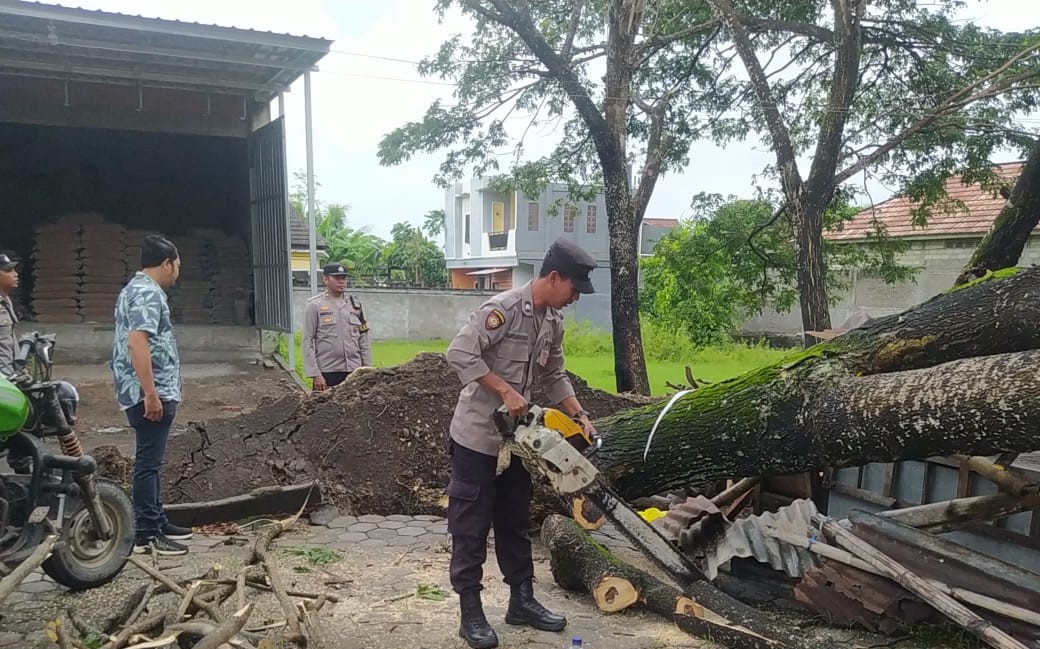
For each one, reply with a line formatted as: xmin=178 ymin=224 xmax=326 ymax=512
xmin=821 ymin=518 xmax=1031 ymax=649
xmin=830 ymin=482 xmax=899 ymax=509
xmin=880 ymin=491 xmax=1040 ymax=533
xmin=879 ymin=463 xmax=895 ymax=499
xmin=957 ymin=460 xmax=972 ymax=499
xmin=951 ymin=455 xmax=1037 ymax=496
xmin=849 ymin=510 xmax=1040 ymax=609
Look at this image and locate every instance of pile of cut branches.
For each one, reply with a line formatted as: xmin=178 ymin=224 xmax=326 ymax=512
xmin=52 ymin=486 xmax=337 ymax=649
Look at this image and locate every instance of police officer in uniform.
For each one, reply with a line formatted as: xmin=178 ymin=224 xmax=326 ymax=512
xmin=302 ymin=263 xmax=373 ymax=391
xmin=0 ymin=253 xmax=20 ymax=378
xmin=445 ymin=238 xmax=598 ymax=649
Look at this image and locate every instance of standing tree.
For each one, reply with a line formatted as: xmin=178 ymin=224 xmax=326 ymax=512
xmin=956 ymin=138 xmax=1040 ymax=285
xmin=422 ymin=209 xmax=447 ymax=238
xmin=701 ymin=0 xmax=1040 ymax=339
xmin=379 ymin=0 xmax=729 ymax=395
xmin=640 ymin=195 xmax=915 ymax=345
xmin=381 ymin=222 xmax=449 ymax=287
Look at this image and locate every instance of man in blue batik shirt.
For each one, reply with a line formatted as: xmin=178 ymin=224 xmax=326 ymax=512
xmin=111 ymin=234 xmax=193 ymax=556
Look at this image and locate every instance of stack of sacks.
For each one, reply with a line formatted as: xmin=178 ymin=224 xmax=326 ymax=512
xmin=169 ymin=234 xmax=213 ymax=324
xmin=208 ymin=232 xmax=253 ymax=325
xmin=122 ymin=229 xmax=161 ymax=279
xmin=78 ymin=220 xmax=127 ymax=323
xmin=30 ymin=215 xmax=87 ymax=324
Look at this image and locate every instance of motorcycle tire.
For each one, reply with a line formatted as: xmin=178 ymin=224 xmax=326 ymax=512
xmin=43 ymin=478 xmax=135 ymax=591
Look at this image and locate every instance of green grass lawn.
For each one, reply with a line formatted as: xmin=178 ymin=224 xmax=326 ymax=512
xmin=278 ymin=334 xmax=788 ymax=395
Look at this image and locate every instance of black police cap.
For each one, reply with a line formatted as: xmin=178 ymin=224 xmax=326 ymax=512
xmin=0 ymin=254 xmax=18 ymax=271
xmin=543 ymin=238 xmax=596 ymax=294
xmin=323 ymin=262 xmax=348 ymax=277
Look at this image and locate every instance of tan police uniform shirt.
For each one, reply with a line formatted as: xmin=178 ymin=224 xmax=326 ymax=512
xmin=301 ymin=291 xmax=372 ymax=377
xmin=446 ymin=281 xmax=576 ymax=457
xmin=0 ymin=295 xmax=17 ymax=377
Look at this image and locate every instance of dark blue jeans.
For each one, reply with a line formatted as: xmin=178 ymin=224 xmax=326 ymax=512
xmin=126 ymin=400 xmax=177 ymax=538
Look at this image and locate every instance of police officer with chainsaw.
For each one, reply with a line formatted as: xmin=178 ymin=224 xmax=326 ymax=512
xmin=445 ymin=238 xmax=598 ymax=649
xmin=302 ymin=263 xmax=373 ymax=391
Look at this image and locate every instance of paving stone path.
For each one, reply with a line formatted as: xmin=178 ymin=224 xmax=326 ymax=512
xmin=0 ymin=514 xmax=716 ymax=649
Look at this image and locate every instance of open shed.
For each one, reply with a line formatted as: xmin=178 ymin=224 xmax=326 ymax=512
xmin=0 ymin=0 xmax=331 ymax=361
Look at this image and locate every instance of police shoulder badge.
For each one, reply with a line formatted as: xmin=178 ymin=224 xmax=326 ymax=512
xmin=484 ymin=308 xmax=506 ymax=330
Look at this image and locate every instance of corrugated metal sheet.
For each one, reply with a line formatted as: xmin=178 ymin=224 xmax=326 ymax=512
xmin=695 ymin=498 xmax=821 ymax=580
xmin=8 ymin=0 xmax=330 ymax=41
xmin=829 ymin=456 xmax=1040 ymax=574
xmin=249 ymin=117 xmax=292 ymax=333
xmin=0 ymin=0 xmax=332 ymax=100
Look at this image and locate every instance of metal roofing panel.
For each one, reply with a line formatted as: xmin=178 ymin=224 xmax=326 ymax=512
xmin=0 ymin=0 xmax=332 ymax=100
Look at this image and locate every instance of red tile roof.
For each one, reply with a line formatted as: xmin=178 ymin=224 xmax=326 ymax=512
xmin=826 ymin=162 xmax=1024 ymax=241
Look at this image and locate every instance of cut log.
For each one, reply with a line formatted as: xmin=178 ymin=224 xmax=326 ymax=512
xmin=540 ymin=514 xmax=839 ymax=649
xmin=591 ymin=266 xmax=1040 ymax=499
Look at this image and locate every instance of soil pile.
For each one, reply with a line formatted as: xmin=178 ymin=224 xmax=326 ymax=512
xmin=162 ymin=353 xmax=650 ymax=516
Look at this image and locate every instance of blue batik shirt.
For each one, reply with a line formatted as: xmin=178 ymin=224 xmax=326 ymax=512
xmin=111 ymin=272 xmax=182 ymax=410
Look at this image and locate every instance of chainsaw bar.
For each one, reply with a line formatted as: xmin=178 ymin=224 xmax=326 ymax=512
xmin=583 ymin=484 xmax=707 ymax=589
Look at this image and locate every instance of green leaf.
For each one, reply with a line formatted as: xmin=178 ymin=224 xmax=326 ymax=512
xmin=417 ymin=583 xmax=449 ymax=601
xmin=283 ymin=546 xmax=342 ymax=565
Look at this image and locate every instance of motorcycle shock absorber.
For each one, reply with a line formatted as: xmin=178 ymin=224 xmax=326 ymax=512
xmin=57 ymin=431 xmax=84 ymax=458
xmin=46 ymin=391 xmax=114 ymax=541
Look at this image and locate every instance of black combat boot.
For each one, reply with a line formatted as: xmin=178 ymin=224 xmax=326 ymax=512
xmin=458 ymin=588 xmax=499 ymax=649
xmin=505 ymin=579 xmax=567 ymax=632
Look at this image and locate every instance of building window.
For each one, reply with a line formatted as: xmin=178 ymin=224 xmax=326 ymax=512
xmin=586 ymin=205 xmax=597 ymax=234
xmin=464 ymin=214 xmax=470 ymax=244
xmin=528 ymin=202 xmax=539 ymax=231
xmin=564 ymin=207 xmax=576 ymax=233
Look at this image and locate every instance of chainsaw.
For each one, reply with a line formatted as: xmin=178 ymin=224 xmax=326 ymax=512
xmin=494 ymin=405 xmax=706 ymax=589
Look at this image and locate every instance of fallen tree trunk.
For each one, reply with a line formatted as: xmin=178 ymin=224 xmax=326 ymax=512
xmin=592 ymin=267 xmax=1040 ymax=499
xmin=541 ymin=514 xmax=839 ymax=649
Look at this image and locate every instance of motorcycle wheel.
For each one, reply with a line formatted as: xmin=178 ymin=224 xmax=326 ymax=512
xmin=43 ymin=478 xmax=135 ymax=591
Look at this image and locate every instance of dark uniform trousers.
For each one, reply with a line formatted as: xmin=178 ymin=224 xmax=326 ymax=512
xmin=447 ymin=440 xmax=534 ymax=593
xmin=319 ymin=371 xmax=349 ymax=389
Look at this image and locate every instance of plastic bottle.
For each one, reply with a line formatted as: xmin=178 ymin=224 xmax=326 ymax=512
xmin=570 ymin=638 xmax=583 ymax=648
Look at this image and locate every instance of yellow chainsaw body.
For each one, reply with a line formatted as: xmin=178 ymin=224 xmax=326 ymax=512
xmin=510 ymin=405 xmax=599 ymax=495
xmin=541 ymin=407 xmax=594 ymax=450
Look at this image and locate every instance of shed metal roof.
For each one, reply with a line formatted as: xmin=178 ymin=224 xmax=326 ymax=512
xmin=0 ymin=0 xmax=332 ymax=101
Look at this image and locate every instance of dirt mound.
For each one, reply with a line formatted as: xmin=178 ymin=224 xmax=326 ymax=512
xmin=162 ymin=353 xmax=649 ymax=516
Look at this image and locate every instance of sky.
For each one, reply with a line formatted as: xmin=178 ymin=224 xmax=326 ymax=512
xmin=30 ymin=0 xmax=1040 ymax=240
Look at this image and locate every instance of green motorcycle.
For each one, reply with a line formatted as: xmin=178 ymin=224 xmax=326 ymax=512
xmin=0 ymin=332 xmax=133 ymax=590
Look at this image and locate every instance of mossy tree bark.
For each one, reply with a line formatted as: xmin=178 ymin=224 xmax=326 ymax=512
xmin=592 ymin=267 xmax=1040 ymax=499
xmin=955 ymin=139 xmax=1040 ymax=286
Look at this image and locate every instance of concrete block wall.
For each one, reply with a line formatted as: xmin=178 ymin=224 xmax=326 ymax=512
xmin=741 ymin=238 xmax=1040 ymax=336
xmin=24 ymin=323 xmax=263 ymax=364
xmin=291 ymin=286 xmax=614 ymax=341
